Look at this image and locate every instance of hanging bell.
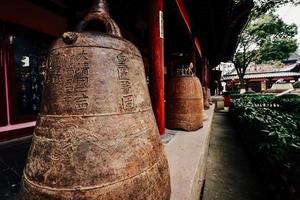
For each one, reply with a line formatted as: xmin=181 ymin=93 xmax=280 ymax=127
xmin=166 ymin=63 xmax=204 ymax=131
xmin=19 ymin=0 xmax=170 ymax=199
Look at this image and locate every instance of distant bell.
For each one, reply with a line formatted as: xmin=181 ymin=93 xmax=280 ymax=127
xmin=203 ymin=87 xmax=210 ymax=110
xmin=19 ymin=0 xmax=170 ymax=199
xmin=166 ymin=63 xmax=204 ymax=131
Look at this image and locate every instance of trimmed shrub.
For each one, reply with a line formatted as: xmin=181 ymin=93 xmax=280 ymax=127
xmin=230 ymin=95 xmax=300 ymax=199
xmin=293 ymin=81 xmax=300 ymax=88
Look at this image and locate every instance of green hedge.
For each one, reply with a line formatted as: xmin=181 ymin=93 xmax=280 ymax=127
xmin=274 ymin=94 xmax=300 ymax=112
xmin=231 ymin=93 xmax=300 ymax=114
xmin=294 ymin=81 xmax=300 ymax=88
xmin=230 ymin=95 xmax=300 ymax=199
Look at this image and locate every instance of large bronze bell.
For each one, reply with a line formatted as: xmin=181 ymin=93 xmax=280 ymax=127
xmin=19 ymin=1 xmax=170 ymax=199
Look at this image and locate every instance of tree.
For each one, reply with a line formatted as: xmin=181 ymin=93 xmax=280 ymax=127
xmin=233 ymin=13 xmax=298 ymax=90
xmin=255 ymin=0 xmax=300 ymax=15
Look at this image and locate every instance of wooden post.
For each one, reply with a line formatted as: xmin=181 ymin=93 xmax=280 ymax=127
xmin=149 ymin=0 xmax=165 ymax=135
xmin=205 ymin=59 xmax=210 ymax=87
xmin=201 ymin=57 xmax=209 ymax=87
xmin=2 ymin=36 xmax=10 ymax=126
xmin=200 ymin=57 xmax=206 ymax=87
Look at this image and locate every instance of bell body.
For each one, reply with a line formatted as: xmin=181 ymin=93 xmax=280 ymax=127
xmin=207 ymin=88 xmax=213 ymax=105
xmin=166 ymin=76 xmax=203 ymax=131
xmin=203 ymin=87 xmax=210 ymax=110
xmin=20 ymin=32 xmax=170 ymax=199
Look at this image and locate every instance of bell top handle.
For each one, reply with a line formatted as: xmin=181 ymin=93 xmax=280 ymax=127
xmin=75 ymin=0 xmax=122 ymax=37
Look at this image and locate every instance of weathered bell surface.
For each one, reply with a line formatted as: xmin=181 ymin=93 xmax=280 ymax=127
xmin=166 ymin=63 xmax=204 ymax=131
xmin=19 ymin=0 xmax=170 ymax=199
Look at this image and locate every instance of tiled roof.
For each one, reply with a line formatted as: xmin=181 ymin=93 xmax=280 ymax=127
xmin=287 ymin=52 xmax=300 ymax=61
xmin=222 ymin=71 xmax=300 ymax=81
xmin=225 ymin=63 xmax=299 ymax=76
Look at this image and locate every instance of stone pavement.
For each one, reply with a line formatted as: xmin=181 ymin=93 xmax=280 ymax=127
xmin=202 ymin=111 xmax=268 ymax=200
xmin=0 ymin=139 xmax=31 ymax=200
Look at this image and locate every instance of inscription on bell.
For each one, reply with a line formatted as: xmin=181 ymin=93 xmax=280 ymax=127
xmin=74 ymin=92 xmax=89 ymax=110
xmin=116 ymin=52 xmax=135 ymax=112
xmin=74 ymin=69 xmax=89 ymax=89
xmin=120 ymin=80 xmax=131 ymax=94
xmin=49 ymin=49 xmax=90 ymax=111
xmin=73 ymin=50 xmax=90 ymax=111
xmin=48 ymin=52 xmax=63 ymax=85
xmin=122 ymin=94 xmax=135 ymax=111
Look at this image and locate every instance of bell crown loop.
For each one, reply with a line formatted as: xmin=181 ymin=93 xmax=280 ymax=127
xmin=90 ymin=0 xmax=110 ymax=15
xmin=75 ymin=0 xmax=122 ymax=37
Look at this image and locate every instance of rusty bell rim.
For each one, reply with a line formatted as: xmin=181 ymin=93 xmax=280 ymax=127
xmin=38 ymin=107 xmax=152 ymax=117
xmin=22 ymin=156 xmax=165 ymax=192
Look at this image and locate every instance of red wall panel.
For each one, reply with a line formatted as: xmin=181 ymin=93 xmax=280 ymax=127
xmin=0 ymin=0 xmax=67 ymax=36
xmin=0 ymin=45 xmax=7 ymax=127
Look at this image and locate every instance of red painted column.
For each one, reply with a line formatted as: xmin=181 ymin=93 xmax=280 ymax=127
xmin=200 ymin=57 xmax=208 ymax=87
xmin=206 ymin=60 xmax=211 ymax=89
xmin=149 ymin=0 xmax=165 ymax=135
xmin=201 ymin=57 xmax=206 ymax=87
xmin=2 ymin=37 xmax=11 ymax=126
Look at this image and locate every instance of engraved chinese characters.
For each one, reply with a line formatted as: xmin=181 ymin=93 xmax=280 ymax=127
xmin=20 ymin=0 xmax=171 ymax=199
xmin=47 ymin=50 xmax=90 ymax=111
xmin=116 ymin=53 xmax=135 ymax=112
xmin=166 ymin=63 xmax=204 ymax=131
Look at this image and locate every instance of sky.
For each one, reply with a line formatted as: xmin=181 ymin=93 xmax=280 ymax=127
xmin=276 ymin=4 xmax=300 ymax=51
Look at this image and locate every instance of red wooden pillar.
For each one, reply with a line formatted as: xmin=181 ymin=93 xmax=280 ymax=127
xmin=201 ymin=57 xmax=206 ymax=87
xmin=149 ymin=0 xmax=165 ymax=135
xmin=205 ymin=58 xmax=210 ymax=87
xmin=201 ymin=57 xmax=208 ymax=87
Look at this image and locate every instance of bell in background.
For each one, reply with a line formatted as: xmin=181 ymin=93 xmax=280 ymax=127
xmin=19 ymin=0 xmax=170 ymax=199
xmin=207 ymin=88 xmax=213 ymax=105
xmin=203 ymin=87 xmax=210 ymax=110
xmin=166 ymin=63 xmax=204 ymax=131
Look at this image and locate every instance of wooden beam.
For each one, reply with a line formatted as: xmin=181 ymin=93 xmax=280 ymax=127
xmin=175 ymin=0 xmax=202 ymax=57
xmin=175 ymin=0 xmax=192 ymax=33
xmin=194 ymin=37 xmax=202 ymax=58
xmin=28 ymin=0 xmax=68 ymax=17
xmin=0 ymin=0 xmax=67 ymax=36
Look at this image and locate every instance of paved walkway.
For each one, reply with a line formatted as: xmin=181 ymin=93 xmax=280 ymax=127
xmin=202 ymin=111 xmax=267 ymax=200
xmin=0 ymin=140 xmax=31 ymax=200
